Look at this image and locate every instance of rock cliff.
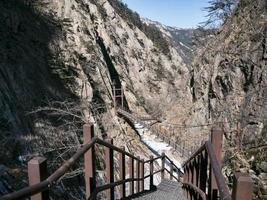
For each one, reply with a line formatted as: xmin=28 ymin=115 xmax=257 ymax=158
xmin=0 ymin=0 xmax=266 ymax=198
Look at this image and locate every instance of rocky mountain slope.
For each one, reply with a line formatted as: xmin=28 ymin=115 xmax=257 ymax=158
xmin=142 ymin=18 xmax=194 ymax=65
xmin=0 ymin=0 xmax=266 ymax=199
xmin=0 ymin=0 xmax=192 ymax=197
xmin=186 ymin=0 xmax=266 ymax=198
xmin=0 ymin=0 xmax=189 ymax=157
xmin=189 ymin=0 xmax=266 ymax=149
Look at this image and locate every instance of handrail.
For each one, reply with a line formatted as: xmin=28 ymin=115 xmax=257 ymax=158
xmin=0 ymin=136 xmax=182 ymax=200
xmin=182 ymin=143 xmax=206 ymax=167
xmin=165 ymin=156 xmax=183 ymax=174
xmin=182 ymin=138 xmax=231 ymax=200
xmin=0 ymin=137 xmax=98 ymax=200
xmin=206 ymin=141 xmax=231 ymax=200
xmin=143 ymin=155 xmax=162 ymax=163
xmin=143 ymin=155 xmax=183 ymax=175
xmin=89 ymin=169 xmax=163 ymax=200
xmin=182 ymin=182 xmax=206 ymax=200
xmin=118 ymin=107 xmax=193 ymax=158
xmin=164 ymin=168 xmax=180 ymax=182
xmin=96 ymin=138 xmax=143 ymax=162
xmin=89 ymin=167 xmax=179 ymax=200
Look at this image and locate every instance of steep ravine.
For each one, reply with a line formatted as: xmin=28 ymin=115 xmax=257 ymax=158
xmin=0 ymin=0 xmax=191 ymax=198
xmin=184 ymin=0 xmax=267 ymax=199
xmin=0 ymin=0 xmax=266 ymax=199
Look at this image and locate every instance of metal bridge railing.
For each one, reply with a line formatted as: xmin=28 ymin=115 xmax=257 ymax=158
xmin=182 ymin=126 xmax=254 ymax=200
xmin=0 ymin=124 xmax=183 ymax=200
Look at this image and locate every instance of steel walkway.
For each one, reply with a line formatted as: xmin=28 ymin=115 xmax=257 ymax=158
xmin=124 ymin=180 xmax=184 ymax=200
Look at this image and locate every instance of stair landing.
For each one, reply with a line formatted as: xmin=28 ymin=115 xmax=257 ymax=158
xmin=123 ymin=180 xmax=184 ymax=200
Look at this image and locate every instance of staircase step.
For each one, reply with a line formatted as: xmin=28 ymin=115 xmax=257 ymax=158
xmin=123 ymin=180 xmax=184 ymax=200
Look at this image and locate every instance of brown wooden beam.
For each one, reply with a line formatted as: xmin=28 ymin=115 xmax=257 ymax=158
xmin=28 ymin=157 xmax=48 ymax=200
xmin=119 ymin=147 xmax=126 ymax=199
xmin=83 ymin=124 xmax=96 ymax=199
xmin=105 ymin=138 xmax=114 ymax=200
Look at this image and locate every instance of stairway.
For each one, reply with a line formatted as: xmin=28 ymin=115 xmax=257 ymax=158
xmin=123 ymin=180 xmax=184 ymax=200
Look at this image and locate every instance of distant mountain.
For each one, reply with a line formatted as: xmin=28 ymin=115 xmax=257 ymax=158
xmin=142 ymin=18 xmax=195 ymax=65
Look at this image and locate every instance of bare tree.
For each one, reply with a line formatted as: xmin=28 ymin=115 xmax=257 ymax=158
xmin=203 ymin=0 xmax=237 ymax=28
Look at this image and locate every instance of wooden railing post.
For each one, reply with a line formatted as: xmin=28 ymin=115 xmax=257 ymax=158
xmin=28 ymin=157 xmax=48 ymax=200
xmin=170 ymin=161 xmax=174 ymax=180
xmin=140 ymin=159 xmax=144 ymax=192
xmin=199 ymin=150 xmax=208 ymax=193
xmin=83 ymin=124 xmax=96 ymax=199
xmin=209 ymin=126 xmax=223 ymax=200
xmin=119 ymin=146 xmax=126 ymax=199
xmin=121 ymin=87 xmax=124 ymax=109
xmin=232 ymin=173 xmax=253 ymax=200
xmin=112 ymin=82 xmax=116 ymax=110
xmin=149 ymin=156 xmax=154 ymax=190
xmin=193 ymin=158 xmax=198 ymax=187
xmin=196 ymin=155 xmax=200 ymax=188
xmin=161 ymin=153 xmax=165 ymax=180
xmin=129 ymin=157 xmax=134 ymax=196
xmin=105 ymin=138 xmax=114 ymax=200
xmin=184 ymin=166 xmax=188 ymax=183
xmin=136 ymin=157 xmax=140 ymax=193
xmin=188 ymin=163 xmax=192 ymax=184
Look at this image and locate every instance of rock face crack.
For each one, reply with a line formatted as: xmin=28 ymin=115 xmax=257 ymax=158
xmin=95 ymin=31 xmax=130 ymax=110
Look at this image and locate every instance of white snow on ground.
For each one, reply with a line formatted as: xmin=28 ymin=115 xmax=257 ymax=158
xmin=142 ymin=139 xmax=172 ymax=153
xmin=134 ymin=122 xmax=144 ymax=129
xmin=134 ymin=123 xmax=183 ymax=189
xmin=179 ymin=41 xmax=193 ymax=51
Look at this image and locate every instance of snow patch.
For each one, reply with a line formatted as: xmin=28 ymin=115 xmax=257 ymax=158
xmin=179 ymin=42 xmax=193 ymax=51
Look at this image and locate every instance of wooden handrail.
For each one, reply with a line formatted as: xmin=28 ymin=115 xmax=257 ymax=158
xmin=165 ymin=155 xmax=183 ymax=174
xmin=143 ymin=155 xmax=162 ymax=163
xmin=182 ymin=143 xmax=206 ymax=167
xmin=1 ymin=131 xmax=182 ymax=200
xmin=183 ymin=182 xmax=206 ymax=200
xmin=96 ymin=138 xmax=143 ymax=162
xmin=164 ymin=168 xmax=180 ymax=182
xmin=206 ymin=141 xmax=231 ymax=200
xmin=181 ymin=126 xmax=251 ymax=200
xmin=182 ymin=140 xmax=231 ymax=200
xmin=0 ymin=137 xmax=98 ymax=200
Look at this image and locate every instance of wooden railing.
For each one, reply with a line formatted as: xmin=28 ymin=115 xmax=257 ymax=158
xmin=117 ymin=108 xmax=194 ymax=158
xmin=0 ymin=124 xmax=182 ymax=200
xmin=182 ymin=126 xmax=254 ymax=200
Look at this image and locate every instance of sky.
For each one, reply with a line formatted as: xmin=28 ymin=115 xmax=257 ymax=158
xmin=121 ymin=0 xmax=210 ymax=28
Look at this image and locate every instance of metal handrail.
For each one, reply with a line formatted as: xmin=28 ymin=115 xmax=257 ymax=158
xmin=165 ymin=156 xmax=182 ymax=173
xmin=0 ymin=137 xmax=98 ymax=200
xmin=0 ymin=137 xmax=182 ymax=200
xmin=206 ymin=141 xmax=231 ymax=200
xmin=90 ymin=169 xmax=164 ymax=200
xmin=182 ymin=182 xmax=206 ymax=200
xmin=182 ymin=143 xmax=206 ymax=167
xmin=182 ymin=141 xmax=231 ymax=200
xmin=143 ymin=155 xmax=162 ymax=163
